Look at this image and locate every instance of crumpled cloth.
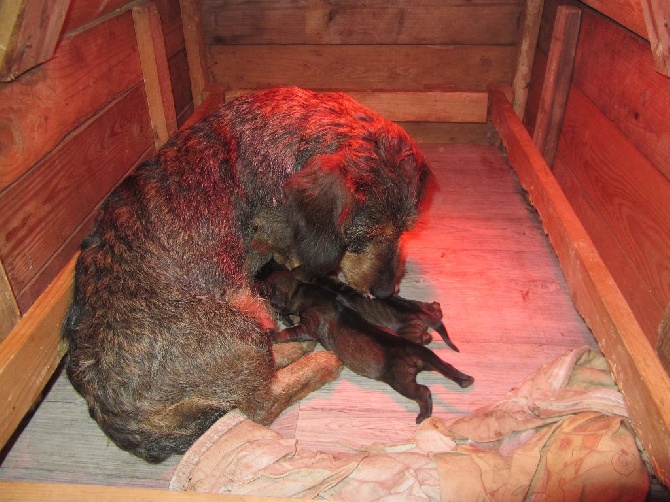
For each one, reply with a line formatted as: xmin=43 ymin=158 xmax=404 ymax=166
xmin=170 ymin=347 xmax=649 ymax=500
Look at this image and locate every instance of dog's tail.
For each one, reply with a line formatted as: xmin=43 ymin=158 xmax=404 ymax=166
xmin=415 ymin=346 xmax=474 ymax=388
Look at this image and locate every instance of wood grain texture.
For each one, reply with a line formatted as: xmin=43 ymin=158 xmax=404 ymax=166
xmin=641 ymin=0 xmax=670 ymax=76
xmin=155 ymin=0 xmax=186 ymax=59
xmin=0 ymin=85 xmax=153 ymax=312
xmin=60 ymin=0 xmax=130 ymax=34
xmin=224 ymin=89 xmax=488 ymax=123
xmin=572 ymin=9 xmax=670 ymax=182
xmin=511 ymin=0 xmax=544 ymax=119
xmin=133 ymin=1 xmax=178 ymax=148
xmin=0 ymin=143 xmax=598 ymax=490
xmin=532 ymin=6 xmax=581 ymax=166
xmin=0 ymin=259 xmax=19 ymax=342
xmin=0 ymin=11 xmax=143 ymax=191
xmin=170 ymin=49 xmax=195 ymax=128
xmin=521 ymin=44 xmax=547 ymax=136
xmin=579 ymin=0 xmax=647 ymax=39
xmin=208 ymin=45 xmax=515 ymax=91
xmin=202 ymin=0 xmax=522 ymax=46
xmin=489 ymin=83 xmax=670 ymax=485
xmin=659 ymin=305 xmax=670 ymax=373
xmin=62 ymin=0 xmax=185 ymax=59
xmin=180 ymin=0 xmax=209 ymax=106
xmin=397 ymin=122 xmax=499 ymax=145
xmin=0 ymin=0 xmax=70 ymax=81
xmin=0 ymin=255 xmax=75 ymax=451
xmin=557 ymin=86 xmax=670 ymax=342
xmin=0 ymin=481 xmax=306 ymax=502
xmin=552 ymin=152 xmax=664 ymax=342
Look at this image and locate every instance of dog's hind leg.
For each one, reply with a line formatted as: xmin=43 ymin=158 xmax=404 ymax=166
xmin=418 ymin=346 xmax=474 ymax=388
xmin=249 ymin=351 xmax=343 ymax=425
xmin=385 ymin=367 xmax=433 ymax=424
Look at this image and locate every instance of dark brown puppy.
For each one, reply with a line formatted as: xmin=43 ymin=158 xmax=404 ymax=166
xmin=262 ymin=269 xmax=474 ymax=424
xmin=297 ymin=271 xmax=460 ymax=350
xmin=62 ymin=88 xmax=430 ymax=463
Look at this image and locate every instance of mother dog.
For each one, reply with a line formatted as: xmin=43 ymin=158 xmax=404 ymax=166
xmin=63 ymin=87 xmax=431 ymax=462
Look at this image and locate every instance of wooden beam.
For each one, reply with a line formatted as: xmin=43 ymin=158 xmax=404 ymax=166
xmin=580 ymin=0 xmax=647 ymax=39
xmin=0 ymin=254 xmax=75 ymax=450
xmin=0 ymin=258 xmax=19 ymax=342
xmin=224 ymin=89 xmax=489 ymax=123
xmin=209 ymin=45 xmax=514 ymax=92
xmin=343 ymin=91 xmax=488 ymax=123
xmin=179 ymin=0 xmax=209 ymax=107
xmin=641 ymin=0 xmax=670 ymax=76
xmin=512 ymin=0 xmax=544 ymax=120
xmin=0 ymin=0 xmax=71 ymax=81
xmin=132 ymin=1 xmax=178 ymax=149
xmin=489 ymin=83 xmax=670 ymax=485
xmin=658 ymin=305 xmax=670 ymax=373
xmin=533 ymin=6 xmax=582 ymax=166
xmin=0 ymin=481 xmax=308 ymax=502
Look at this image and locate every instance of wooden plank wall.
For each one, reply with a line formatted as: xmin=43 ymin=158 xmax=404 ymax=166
xmin=201 ymin=0 xmax=523 ymax=143
xmin=0 ymin=0 xmax=196 ymax=453
xmin=524 ymin=0 xmax=670 ymax=366
xmin=0 ymin=0 xmax=193 ymax=319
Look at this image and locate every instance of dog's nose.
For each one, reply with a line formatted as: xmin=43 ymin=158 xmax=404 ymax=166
xmin=370 ymin=282 xmax=397 ymax=299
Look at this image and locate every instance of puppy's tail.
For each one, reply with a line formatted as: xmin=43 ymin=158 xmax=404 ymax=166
xmin=416 ymin=346 xmax=474 ymax=388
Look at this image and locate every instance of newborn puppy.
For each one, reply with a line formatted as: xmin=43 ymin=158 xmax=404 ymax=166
xmin=299 ymin=272 xmax=460 ymax=350
xmin=261 ymin=269 xmax=474 ymax=423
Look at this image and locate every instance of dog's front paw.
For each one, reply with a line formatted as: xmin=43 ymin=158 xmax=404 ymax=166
xmin=272 ymin=340 xmax=318 ymax=368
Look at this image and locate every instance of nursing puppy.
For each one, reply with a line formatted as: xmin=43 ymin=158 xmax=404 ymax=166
xmin=298 ymin=271 xmax=460 ymax=350
xmin=63 ymin=87 xmax=430 ymax=462
xmin=262 ymin=269 xmax=474 ymax=424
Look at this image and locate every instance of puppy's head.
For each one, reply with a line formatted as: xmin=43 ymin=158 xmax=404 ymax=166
xmin=284 ymin=124 xmax=430 ymax=298
xmin=258 ymin=270 xmax=301 ymax=312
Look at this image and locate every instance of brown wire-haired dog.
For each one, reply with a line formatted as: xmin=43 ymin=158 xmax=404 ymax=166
xmin=62 ymin=87 xmax=431 ymax=462
xmin=260 ymin=268 xmax=474 ymax=424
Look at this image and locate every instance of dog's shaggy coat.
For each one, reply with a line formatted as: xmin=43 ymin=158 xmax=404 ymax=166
xmin=63 ymin=87 xmax=431 ymax=462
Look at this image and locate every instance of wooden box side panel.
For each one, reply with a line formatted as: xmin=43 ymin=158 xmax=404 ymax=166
xmin=0 ymin=0 xmax=195 ymax=445
xmin=202 ymin=0 xmax=522 ymax=91
xmin=0 ymin=0 xmax=194 ymax=317
xmin=0 ymin=10 xmax=152 ymax=314
xmin=201 ymin=0 xmax=522 ymax=143
xmin=525 ymin=2 xmax=670 ymax=355
xmin=490 ymin=83 xmax=670 ymax=486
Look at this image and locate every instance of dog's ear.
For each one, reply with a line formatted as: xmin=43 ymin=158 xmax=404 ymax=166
xmin=283 ymin=153 xmax=355 ymax=275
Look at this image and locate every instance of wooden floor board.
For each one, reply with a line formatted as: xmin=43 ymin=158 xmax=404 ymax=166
xmin=0 ymin=143 xmax=598 ymax=490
